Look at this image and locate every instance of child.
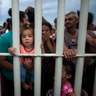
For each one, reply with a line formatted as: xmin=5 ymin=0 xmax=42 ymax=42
xmin=8 ymin=25 xmax=34 ymax=91
xmin=46 ymin=59 xmax=76 ymax=96
xmin=61 ymin=59 xmax=76 ymax=96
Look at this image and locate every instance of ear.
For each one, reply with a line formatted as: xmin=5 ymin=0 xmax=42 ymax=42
xmin=67 ymin=74 xmax=72 ymax=79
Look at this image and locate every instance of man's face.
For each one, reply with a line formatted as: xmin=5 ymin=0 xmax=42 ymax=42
xmin=65 ymin=14 xmax=78 ymax=28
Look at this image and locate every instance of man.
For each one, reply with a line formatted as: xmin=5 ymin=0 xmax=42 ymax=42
xmin=64 ymin=11 xmax=79 ymax=60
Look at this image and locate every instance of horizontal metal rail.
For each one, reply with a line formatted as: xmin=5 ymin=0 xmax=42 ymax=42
xmin=0 ymin=53 xmax=96 ymax=57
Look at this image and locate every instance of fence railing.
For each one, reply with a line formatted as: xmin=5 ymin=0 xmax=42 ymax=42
xmin=0 ymin=0 xmax=96 ymax=96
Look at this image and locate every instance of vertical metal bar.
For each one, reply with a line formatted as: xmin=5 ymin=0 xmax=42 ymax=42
xmin=12 ymin=0 xmax=21 ymax=96
xmin=34 ymin=0 xmax=42 ymax=96
xmin=54 ymin=0 xmax=65 ymax=96
xmin=0 ymin=1 xmax=2 ymax=95
xmin=93 ymin=68 xmax=96 ymax=96
xmin=0 ymin=71 xmax=1 ymax=96
xmin=74 ymin=0 xmax=89 ymax=96
xmin=0 ymin=0 xmax=2 ymax=25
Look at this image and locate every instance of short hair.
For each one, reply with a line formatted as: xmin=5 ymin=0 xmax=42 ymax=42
xmin=66 ymin=11 xmax=78 ymax=18
xmin=25 ymin=6 xmax=34 ymax=13
xmin=54 ymin=18 xmax=57 ymax=23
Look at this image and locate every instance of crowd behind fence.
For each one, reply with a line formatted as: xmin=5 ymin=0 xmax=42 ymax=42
xmin=0 ymin=0 xmax=96 ymax=96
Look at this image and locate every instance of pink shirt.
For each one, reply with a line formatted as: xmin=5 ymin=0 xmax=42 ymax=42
xmin=20 ymin=44 xmax=34 ymax=54
xmin=20 ymin=44 xmax=34 ymax=66
xmin=61 ymin=82 xmax=73 ymax=96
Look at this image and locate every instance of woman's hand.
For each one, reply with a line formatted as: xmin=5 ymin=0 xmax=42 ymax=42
xmin=8 ymin=47 xmax=16 ymax=56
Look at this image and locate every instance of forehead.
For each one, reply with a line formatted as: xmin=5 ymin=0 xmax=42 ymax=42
xmin=42 ymin=25 xmax=50 ymax=29
xmin=22 ymin=29 xmax=33 ymax=34
xmin=65 ymin=12 xmax=78 ymax=19
xmin=65 ymin=13 xmax=75 ymax=18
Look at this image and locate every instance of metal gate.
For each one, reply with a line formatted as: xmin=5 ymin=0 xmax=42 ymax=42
xmin=0 ymin=0 xmax=96 ymax=96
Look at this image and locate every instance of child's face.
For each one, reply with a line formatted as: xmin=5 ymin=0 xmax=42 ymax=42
xmin=62 ymin=65 xmax=71 ymax=83
xmin=21 ymin=29 xmax=34 ymax=48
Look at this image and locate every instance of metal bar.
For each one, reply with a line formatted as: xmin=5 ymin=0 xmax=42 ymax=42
xmin=34 ymin=0 xmax=42 ymax=96
xmin=0 ymin=53 xmax=96 ymax=57
xmin=93 ymin=68 xmax=96 ymax=96
xmin=12 ymin=0 xmax=21 ymax=96
xmin=74 ymin=0 xmax=89 ymax=96
xmin=0 ymin=0 xmax=2 ymax=96
xmin=0 ymin=71 xmax=1 ymax=96
xmin=54 ymin=0 xmax=65 ymax=96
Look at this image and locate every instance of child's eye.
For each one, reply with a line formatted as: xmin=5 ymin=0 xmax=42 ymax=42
xmin=22 ymin=35 xmax=26 ymax=38
xmin=29 ymin=35 xmax=32 ymax=37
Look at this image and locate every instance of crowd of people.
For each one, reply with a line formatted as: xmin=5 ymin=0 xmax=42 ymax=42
xmin=0 ymin=6 xmax=96 ymax=96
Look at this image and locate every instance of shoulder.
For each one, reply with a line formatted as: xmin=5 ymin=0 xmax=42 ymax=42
xmin=0 ymin=31 xmax=12 ymax=41
xmin=0 ymin=31 xmax=12 ymax=52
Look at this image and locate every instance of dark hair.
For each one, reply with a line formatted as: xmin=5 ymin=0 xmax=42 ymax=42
xmin=6 ymin=18 xmax=12 ymax=30
xmin=27 ymin=12 xmax=34 ymax=24
xmin=21 ymin=25 xmax=34 ymax=35
xmin=3 ymin=22 xmax=7 ymax=28
xmin=8 ymin=8 xmax=26 ymax=23
xmin=8 ymin=8 xmax=12 ymax=17
xmin=54 ymin=18 xmax=57 ymax=23
xmin=63 ymin=58 xmax=75 ymax=76
xmin=19 ymin=11 xmax=26 ymax=23
xmin=77 ymin=10 xmax=94 ymax=28
xmin=87 ymin=12 xmax=94 ymax=26
xmin=42 ymin=21 xmax=52 ymax=30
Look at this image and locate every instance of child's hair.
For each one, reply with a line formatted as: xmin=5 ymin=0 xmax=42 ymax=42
xmin=21 ymin=24 xmax=34 ymax=34
xmin=62 ymin=58 xmax=75 ymax=76
xmin=20 ymin=25 xmax=34 ymax=45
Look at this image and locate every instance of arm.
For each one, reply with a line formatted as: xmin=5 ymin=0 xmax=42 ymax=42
xmin=0 ymin=34 xmax=13 ymax=71
xmin=87 ymin=30 xmax=96 ymax=39
xmin=42 ymin=32 xmax=55 ymax=53
xmin=63 ymin=43 xmax=76 ymax=59
xmin=47 ymin=39 xmax=55 ymax=53
xmin=0 ymin=56 xmax=13 ymax=71
xmin=86 ymin=37 xmax=96 ymax=48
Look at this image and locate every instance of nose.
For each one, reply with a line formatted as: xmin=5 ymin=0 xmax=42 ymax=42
xmin=65 ymin=19 xmax=69 ymax=23
xmin=25 ymin=36 xmax=29 ymax=40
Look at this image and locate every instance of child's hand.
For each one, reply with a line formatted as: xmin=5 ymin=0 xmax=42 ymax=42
xmin=8 ymin=47 xmax=16 ymax=56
